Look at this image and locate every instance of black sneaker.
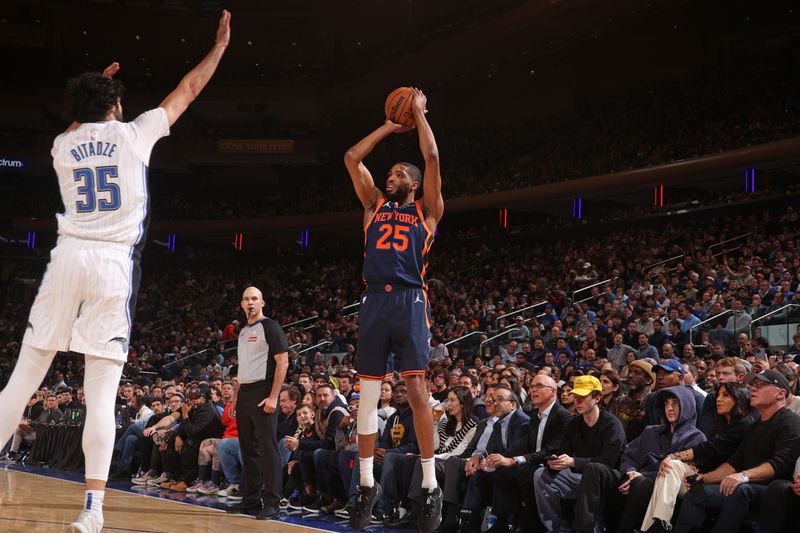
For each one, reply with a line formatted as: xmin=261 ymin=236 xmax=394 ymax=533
xmin=321 ymin=498 xmax=345 ymax=515
xmin=287 ymin=494 xmax=306 ymax=511
xmin=303 ymin=495 xmax=326 ymax=514
xmin=369 ymin=509 xmax=386 ymax=525
xmin=349 ymin=483 xmax=382 ymax=530
xmin=418 ymin=487 xmax=443 ymax=533
xmin=385 ymin=510 xmax=414 ymax=528
xmin=256 ymin=506 xmax=280 ymax=520
xmin=225 ymin=502 xmax=261 ymax=515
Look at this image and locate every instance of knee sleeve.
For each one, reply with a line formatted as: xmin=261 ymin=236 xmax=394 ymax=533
xmin=357 ymin=379 xmax=382 ymax=435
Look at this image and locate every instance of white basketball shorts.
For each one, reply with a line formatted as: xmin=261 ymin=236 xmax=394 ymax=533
xmin=23 ymin=236 xmax=140 ymax=362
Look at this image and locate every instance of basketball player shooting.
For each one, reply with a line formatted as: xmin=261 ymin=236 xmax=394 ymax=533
xmin=344 ymin=88 xmax=444 ymax=532
xmin=0 ymin=10 xmax=230 ymax=533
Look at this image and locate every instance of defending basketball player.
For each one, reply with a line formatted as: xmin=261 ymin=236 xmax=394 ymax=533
xmin=0 ymin=11 xmax=230 ymax=533
xmin=344 ymin=88 xmax=444 ymax=532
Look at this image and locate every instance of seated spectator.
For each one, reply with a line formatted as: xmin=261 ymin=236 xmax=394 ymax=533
xmin=611 ymin=360 xmax=655 ymax=442
xmin=159 ymin=387 xmax=225 ymax=491
xmin=186 ymin=385 xmax=237 ymax=495
xmin=697 ymin=357 xmax=747 ymax=437
xmin=284 ymin=403 xmax=320 ymax=509
xmin=599 ymin=369 xmax=622 ymax=410
xmin=672 ymin=370 xmax=800 ymax=533
xmin=110 ymin=394 xmax=156 ymax=480
xmin=482 ymin=375 xmax=573 ymax=533
xmin=641 ymin=382 xmax=753 ymax=532
xmin=388 ymin=385 xmax=479 ymax=528
xmin=7 ymin=394 xmax=61 ymax=459
xmin=532 ymin=375 xmax=626 ymax=533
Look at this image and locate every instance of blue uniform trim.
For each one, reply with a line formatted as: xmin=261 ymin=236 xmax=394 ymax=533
xmin=125 ymin=162 xmax=149 ymax=340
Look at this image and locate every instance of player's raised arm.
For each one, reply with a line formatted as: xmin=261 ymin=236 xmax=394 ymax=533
xmin=411 ymin=88 xmax=443 ymax=224
xmin=159 ymin=10 xmax=231 ymax=126
xmin=344 ymin=121 xmax=408 ymax=211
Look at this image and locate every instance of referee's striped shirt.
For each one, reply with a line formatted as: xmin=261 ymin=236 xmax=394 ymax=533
xmin=237 ymin=318 xmax=289 ymax=385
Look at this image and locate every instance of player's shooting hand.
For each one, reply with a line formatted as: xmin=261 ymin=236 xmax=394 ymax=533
xmin=410 ymin=88 xmax=428 ymax=116
xmin=215 ymin=10 xmax=231 ymax=47
xmin=102 ymin=62 xmax=120 ymax=78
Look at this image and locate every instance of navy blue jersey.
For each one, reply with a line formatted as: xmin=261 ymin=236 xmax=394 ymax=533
xmin=363 ymin=198 xmax=434 ymax=289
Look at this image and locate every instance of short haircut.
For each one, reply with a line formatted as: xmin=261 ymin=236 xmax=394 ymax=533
xmin=397 ymin=162 xmax=422 ymax=184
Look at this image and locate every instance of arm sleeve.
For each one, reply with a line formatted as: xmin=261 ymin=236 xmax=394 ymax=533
xmin=263 ymin=319 xmax=290 ymax=356
xmin=127 ymin=108 xmax=170 ymax=162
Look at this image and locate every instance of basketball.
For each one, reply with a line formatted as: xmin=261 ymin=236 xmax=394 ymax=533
xmin=384 ymin=87 xmax=416 ymax=127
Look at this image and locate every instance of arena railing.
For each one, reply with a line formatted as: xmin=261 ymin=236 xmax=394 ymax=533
xmin=707 ymin=233 xmax=751 ymax=255
xmin=571 ymin=278 xmax=617 ymax=306
xmin=641 ymin=256 xmax=684 ymax=276
xmin=494 ymin=301 xmax=548 ymax=330
xmin=443 ymin=331 xmax=486 ymax=355
xmin=750 ymin=304 xmax=800 ymax=349
xmin=688 ymin=309 xmax=753 ymax=350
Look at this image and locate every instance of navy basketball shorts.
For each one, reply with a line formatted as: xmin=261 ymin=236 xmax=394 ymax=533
xmin=356 ymin=285 xmax=432 ymax=381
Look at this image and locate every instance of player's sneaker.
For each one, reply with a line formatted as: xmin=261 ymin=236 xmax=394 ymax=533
xmin=65 ymin=511 xmax=103 ymax=533
xmin=349 ymin=483 xmax=381 ymax=531
xmin=418 ymin=486 xmax=443 ymax=533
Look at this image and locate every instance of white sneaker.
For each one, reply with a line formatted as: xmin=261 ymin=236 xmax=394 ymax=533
xmin=217 ymin=483 xmax=239 ymax=498
xmin=66 ymin=511 xmax=103 ymax=533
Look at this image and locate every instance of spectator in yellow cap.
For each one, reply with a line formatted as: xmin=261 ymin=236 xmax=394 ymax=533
xmin=533 ymin=375 xmax=626 ymax=532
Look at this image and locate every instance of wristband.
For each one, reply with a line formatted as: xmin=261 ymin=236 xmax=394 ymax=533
xmin=738 ymin=472 xmax=750 ymax=483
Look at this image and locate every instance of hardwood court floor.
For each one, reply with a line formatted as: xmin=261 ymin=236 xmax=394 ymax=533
xmin=0 ymin=467 xmax=341 ymax=532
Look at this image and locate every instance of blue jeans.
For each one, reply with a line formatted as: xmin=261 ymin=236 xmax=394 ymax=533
xmin=114 ymin=423 xmax=143 ymax=473
xmin=673 ymin=482 xmax=766 ymax=533
xmin=216 ymin=437 xmax=243 ymax=485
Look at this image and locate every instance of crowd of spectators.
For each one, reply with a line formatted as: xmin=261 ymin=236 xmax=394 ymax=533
xmin=2 ymin=48 xmax=799 ymax=224
xmin=1 ymin=190 xmax=799 ymax=530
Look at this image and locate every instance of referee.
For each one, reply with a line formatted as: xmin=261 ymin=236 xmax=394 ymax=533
xmin=225 ymin=286 xmax=289 ymax=520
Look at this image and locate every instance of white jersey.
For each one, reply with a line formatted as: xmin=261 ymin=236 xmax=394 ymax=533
xmin=51 ymin=108 xmax=170 ymax=249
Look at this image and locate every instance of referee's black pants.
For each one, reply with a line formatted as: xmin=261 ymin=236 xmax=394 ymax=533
xmin=237 ymin=381 xmax=281 ymax=509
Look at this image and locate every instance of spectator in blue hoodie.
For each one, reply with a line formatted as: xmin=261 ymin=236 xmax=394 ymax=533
xmin=577 ymin=386 xmax=706 ymax=533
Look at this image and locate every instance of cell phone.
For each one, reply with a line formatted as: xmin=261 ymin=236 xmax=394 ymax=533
xmin=686 ymin=474 xmax=700 ymax=485
xmin=547 ymin=454 xmax=559 ymax=461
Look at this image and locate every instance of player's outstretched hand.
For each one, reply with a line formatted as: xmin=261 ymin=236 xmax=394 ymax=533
xmin=410 ymin=87 xmax=428 ymax=116
xmin=216 ymin=9 xmax=231 ymax=47
xmin=102 ymin=62 xmax=120 ymax=78
xmin=385 ymin=119 xmax=414 ymax=134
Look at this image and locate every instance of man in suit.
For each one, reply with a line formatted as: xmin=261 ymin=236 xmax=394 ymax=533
xmin=484 ymin=375 xmax=573 ymax=533
xmin=440 ymin=384 xmax=530 ymax=533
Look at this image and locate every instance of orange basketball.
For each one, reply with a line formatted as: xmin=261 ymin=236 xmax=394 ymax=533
xmin=384 ymin=87 xmax=416 ymax=128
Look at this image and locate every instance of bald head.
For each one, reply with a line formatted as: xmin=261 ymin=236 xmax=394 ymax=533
xmin=530 ymin=374 xmax=558 ymax=410
xmin=241 ymin=286 xmax=265 ymax=323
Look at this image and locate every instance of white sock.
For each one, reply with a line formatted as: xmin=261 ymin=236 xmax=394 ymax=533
xmin=84 ymin=490 xmax=105 ymax=522
xmin=420 ymin=457 xmax=437 ymax=490
xmin=359 ymin=457 xmax=374 ymax=487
